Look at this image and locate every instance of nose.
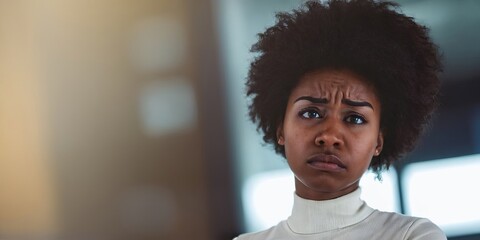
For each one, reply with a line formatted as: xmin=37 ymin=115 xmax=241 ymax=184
xmin=314 ymin=119 xmax=343 ymax=148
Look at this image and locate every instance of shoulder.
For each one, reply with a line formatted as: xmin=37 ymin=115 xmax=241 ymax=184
xmin=233 ymin=221 xmax=290 ymax=240
xmin=404 ymin=217 xmax=447 ymax=240
xmin=370 ymin=210 xmax=446 ymax=240
xmin=233 ymin=228 xmax=274 ymax=240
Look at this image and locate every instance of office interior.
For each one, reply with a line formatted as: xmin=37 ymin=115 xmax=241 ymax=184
xmin=0 ymin=0 xmax=479 ymax=239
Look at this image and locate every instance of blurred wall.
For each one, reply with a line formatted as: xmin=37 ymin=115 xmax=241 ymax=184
xmin=0 ymin=1 xmax=57 ymax=236
xmin=0 ymin=0 xmax=215 ymax=239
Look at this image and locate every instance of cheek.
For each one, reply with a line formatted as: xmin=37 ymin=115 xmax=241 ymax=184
xmin=350 ymin=136 xmax=377 ymax=160
xmin=283 ymin=130 xmax=308 ymax=157
xmin=285 ymin=127 xmax=312 ymax=149
xmin=348 ymin=127 xmax=375 ymax=145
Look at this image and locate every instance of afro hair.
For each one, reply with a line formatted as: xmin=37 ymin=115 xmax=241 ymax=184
xmin=246 ymin=0 xmax=442 ymax=175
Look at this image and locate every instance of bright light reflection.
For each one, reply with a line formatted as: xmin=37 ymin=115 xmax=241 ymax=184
xmin=242 ymin=169 xmax=294 ymax=232
xmin=403 ymin=154 xmax=480 ymax=237
xmin=360 ymin=169 xmax=400 ymax=213
xmin=243 ymin=168 xmax=399 ymax=232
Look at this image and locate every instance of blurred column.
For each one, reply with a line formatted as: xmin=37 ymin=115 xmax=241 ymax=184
xmin=0 ymin=1 xmax=58 ymax=238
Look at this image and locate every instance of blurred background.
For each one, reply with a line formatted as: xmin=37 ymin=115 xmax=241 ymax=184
xmin=0 ymin=0 xmax=479 ymax=239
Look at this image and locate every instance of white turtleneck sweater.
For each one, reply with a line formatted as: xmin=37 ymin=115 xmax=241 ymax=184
xmin=234 ymin=188 xmax=446 ymax=240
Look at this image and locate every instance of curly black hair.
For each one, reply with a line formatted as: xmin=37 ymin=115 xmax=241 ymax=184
xmin=246 ymin=0 xmax=442 ymax=175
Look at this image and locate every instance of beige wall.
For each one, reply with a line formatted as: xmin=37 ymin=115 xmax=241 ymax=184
xmin=0 ymin=1 xmax=211 ymax=239
xmin=0 ymin=1 xmax=57 ymax=235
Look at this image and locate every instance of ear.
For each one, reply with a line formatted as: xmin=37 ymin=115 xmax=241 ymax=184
xmin=276 ymin=122 xmax=285 ymax=145
xmin=374 ymin=131 xmax=384 ymax=156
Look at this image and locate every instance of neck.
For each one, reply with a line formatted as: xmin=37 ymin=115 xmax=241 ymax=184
xmin=294 ymin=177 xmax=360 ymax=200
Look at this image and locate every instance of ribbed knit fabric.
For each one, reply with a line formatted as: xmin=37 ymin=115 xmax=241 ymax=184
xmin=234 ymin=188 xmax=447 ymax=240
xmin=287 ymin=188 xmax=373 ymax=234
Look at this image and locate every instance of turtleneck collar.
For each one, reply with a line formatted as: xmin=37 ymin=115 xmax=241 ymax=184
xmin=287 ymin=188 xmax=374 ymax=234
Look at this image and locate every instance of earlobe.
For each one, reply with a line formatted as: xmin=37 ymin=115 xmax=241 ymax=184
xmin=374 ymin=131 xmax=384 ymax=156
xmin=276 ymin=124 xmax=285 ymax=145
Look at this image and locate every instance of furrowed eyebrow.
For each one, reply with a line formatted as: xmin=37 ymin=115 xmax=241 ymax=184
xmin=342 ymin=99 xmax=374 ymax=110
xmin=294 ymin=96 xmax=328 ymax=103
xmin=294 ymin=96 xmax=374 ymax=110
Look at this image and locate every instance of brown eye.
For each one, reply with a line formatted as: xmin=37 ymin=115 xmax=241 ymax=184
xmin=344 ymin=114 xmax=367 ymax=124
xmin=299 ymin=109 xmax=322 ymax=119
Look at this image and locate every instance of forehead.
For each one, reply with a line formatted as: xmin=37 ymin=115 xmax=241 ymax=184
xmin=290 ymin=69 xmax=377 ymax=99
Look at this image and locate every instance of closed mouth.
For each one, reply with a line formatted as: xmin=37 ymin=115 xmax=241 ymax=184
xmin=306 ymin=153 xmax=346 ymax=171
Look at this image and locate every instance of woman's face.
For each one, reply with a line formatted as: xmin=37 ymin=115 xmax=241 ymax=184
xmin=277 ymin=69 xmax=383 ymax=200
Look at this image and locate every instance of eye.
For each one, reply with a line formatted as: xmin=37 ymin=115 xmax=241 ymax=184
xmin=299 ymin=108 xmax=323 ymax=119
xmin=344 ymin=114 xmax=367 ymax=125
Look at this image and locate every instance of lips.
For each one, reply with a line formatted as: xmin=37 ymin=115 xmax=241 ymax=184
xmin=306 ymin=153 xmax=346 ymax=172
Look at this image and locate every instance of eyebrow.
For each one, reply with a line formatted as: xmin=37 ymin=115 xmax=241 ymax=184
xmin=294 ymin=96 xmax=374 ymax=110
xmin=294 ymin=96 xmax=328 ymax=104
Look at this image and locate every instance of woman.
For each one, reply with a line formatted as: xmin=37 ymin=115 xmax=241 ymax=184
xmin=235 ymin=0 xmax=446 ymax=239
